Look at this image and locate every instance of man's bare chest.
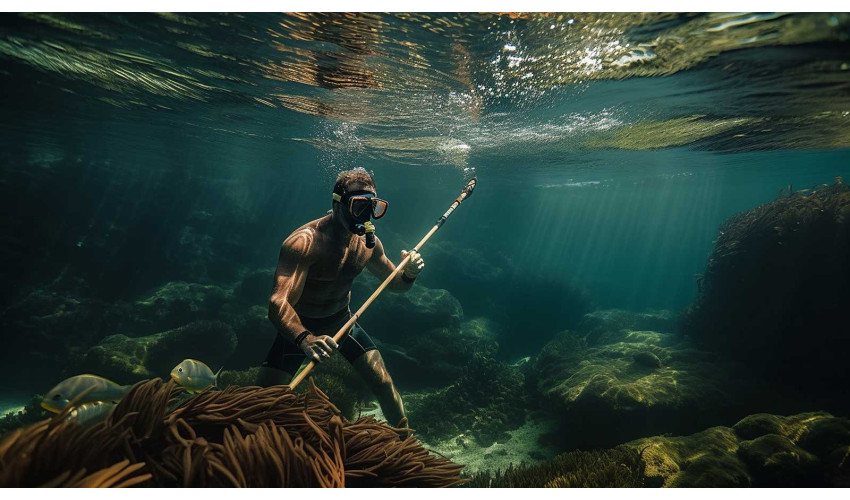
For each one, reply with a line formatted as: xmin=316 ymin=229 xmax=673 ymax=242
xmin=307 ymin=245 xmax=369 ymax=283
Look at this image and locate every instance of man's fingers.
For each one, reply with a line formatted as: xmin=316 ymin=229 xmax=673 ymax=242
xmin=309 ymin=348 xmax=322 ymax=363
xmin=327 ymin=337 xmax=339 ymax=350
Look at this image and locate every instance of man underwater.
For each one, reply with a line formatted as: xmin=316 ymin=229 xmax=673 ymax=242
xmin=257 ymin=168 xmax=424 ymax=427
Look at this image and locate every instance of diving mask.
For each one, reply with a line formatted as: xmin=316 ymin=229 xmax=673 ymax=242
xmin=332 ymin=191 xmax=388 ymax=222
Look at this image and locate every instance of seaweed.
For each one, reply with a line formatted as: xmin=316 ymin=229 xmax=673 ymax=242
xmin=464 ymin=446 xmax=645 ymax=487
xmin=407 ymin=353 xmax=527 ymax=446
xmin=0 ymin=378 xmax=467 ymax=488
xmin=682 ymin=180 xmax=850 ymax=389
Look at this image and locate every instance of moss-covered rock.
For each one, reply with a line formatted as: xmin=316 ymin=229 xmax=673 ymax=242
xmin=625 ymin=411 xmax=850 ymax=487
xmin=351 ymin=274 xmax=463 ymax=343
xmin=534 ymin=327 xmax=754 ymax=448
xmin=682 ymin=181 xmax=850 ymax=389
xmin=737 ymin=434 xmax=820 ymax=486
xmin=376 ymin=317 xmax=499 ymax=390
xmin=130 ymin=281 xmax=231 ymax=334
xmin=578 ymin=309 xmax=678 ymax=338
xmin=627 ymin=426 xmax=747 ymax=487
xmin=74 ymin=320 xmax=237 ymax=384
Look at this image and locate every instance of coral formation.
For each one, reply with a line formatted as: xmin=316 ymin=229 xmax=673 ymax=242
xmin=464 ymin=446 xmax=645 ymax=488
xmin=683 ymin=181 xmax=850 ymax=390
xmin=0 ymin=378 xmax=467 ymax=488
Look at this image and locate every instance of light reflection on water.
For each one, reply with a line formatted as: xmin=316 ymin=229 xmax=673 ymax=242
xmin=1 ymin=12 xmax=849 ymax=173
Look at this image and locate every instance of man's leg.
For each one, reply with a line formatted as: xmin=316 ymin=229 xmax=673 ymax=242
xmin=256 ymin=332 xmax=305 ymax=387
xmin=351 ymin=349 xmax=406 ymax=428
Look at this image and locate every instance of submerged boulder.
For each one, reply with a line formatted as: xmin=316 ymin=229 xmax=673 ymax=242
xmin=351 ymin=274 xmax=463 ymax=343
xmin=683 ymin=181 xmax=850 ymax=389
xmin=378 ymin=317 xmax=499 ymax=390
xmin=533 ymin=324 xmax=756 ymax=448
xmin=625 ymin=411 xmax=850 ymax=487
xmin=75 ymin=320 xmax=237 ymax=384
xmin=129 ymin=281 xmax=232 ymax=334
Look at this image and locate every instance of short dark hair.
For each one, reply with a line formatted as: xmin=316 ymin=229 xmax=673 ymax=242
xmin=333 ymin=168 xmax=375 ymax=196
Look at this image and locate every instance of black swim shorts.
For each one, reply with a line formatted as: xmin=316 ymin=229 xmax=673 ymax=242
xmin=262 ymin=308 xmax=377 ymax=374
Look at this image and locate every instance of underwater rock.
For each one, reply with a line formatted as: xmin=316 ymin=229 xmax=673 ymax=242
xmin=75 ymin=320 xmax=237 ymax=384
xmin=682 ymin=181 xmax=850 ymax=392
xmin=625 ymin=411 xmax=850 ymax=487
xmin=351 ymin=274 xmax=463 ymax=343
xmin=578 ymin=309 xmax=678 ymax=338
xmin=129 ymin=281 xmax=231 ymax=334
xmin=0 ymin=285 xmax=133 ymax=391
xmin=380 ymin=317 xmax=499 ymax=389
xmin=632 ymin=351 xmax=662 ymax=369
xmin=737 ymin=434 xmax=820 ymax=486
xmin=732 ymin=413 xmax=790 ymax=440
xmin=533 ymin=328 xmax=754 ymax=448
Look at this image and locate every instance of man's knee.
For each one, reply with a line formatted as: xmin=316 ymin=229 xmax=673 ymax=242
xmin=255 ymin=366 xmax=292 ymax=387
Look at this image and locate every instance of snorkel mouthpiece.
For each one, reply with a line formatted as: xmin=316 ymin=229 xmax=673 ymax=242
xmin=364 ymin=221 xmax=376 ymax=248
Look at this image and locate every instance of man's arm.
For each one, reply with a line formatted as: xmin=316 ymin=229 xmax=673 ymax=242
xmin=365 ymin=237 xmax=421 ymax=293
xmin=268 ymin=228 xmax=314 ymax=342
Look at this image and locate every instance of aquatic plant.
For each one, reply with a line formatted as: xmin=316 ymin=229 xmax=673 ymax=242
xmin=464 ymin=446 xmax=645 ymax=487
xmin=0 ymin=378 xmax=467 ymax=487
xmin=682 ymin=181 xmax=850 ymax=392
xmin=627 ymin=411 xmax=850 ymax=487
xmin=407 ymin=353 xmax=526 ymax=446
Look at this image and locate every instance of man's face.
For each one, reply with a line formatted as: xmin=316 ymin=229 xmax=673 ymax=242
xmin=336 ymin=182 xmax=377 ymax=227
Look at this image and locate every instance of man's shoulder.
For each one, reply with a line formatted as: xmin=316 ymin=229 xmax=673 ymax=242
xmin=280 ymin=218 xmax=327 ymax=257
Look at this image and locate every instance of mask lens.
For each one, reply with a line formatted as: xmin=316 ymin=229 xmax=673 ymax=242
xmin=349 ymin=197 xmax=372 ymax=219
xmin=372 ymin=199 xmax=388 ymax=219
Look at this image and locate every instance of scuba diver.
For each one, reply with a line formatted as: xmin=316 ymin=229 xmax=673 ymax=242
xmin=257 ymin=168 xmax=424 ymax=428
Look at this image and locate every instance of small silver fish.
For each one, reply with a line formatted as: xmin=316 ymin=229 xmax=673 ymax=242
xmin=41 ymin=374 xmax=128 ymax=413
xmin=67 ymin=401 xmax=118 ymax=426
xmin=170 ymin=359 xmax=222 ymax=393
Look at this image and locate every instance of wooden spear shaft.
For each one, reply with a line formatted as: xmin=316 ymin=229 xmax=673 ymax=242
xmin=288 ymin=177 xmax=478 ymax=390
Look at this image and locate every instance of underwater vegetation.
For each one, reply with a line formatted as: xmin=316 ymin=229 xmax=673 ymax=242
xmin=0 ymin=378 xmax=467 ymax=488
xmin=464 ymin=446 xmax=645 ymax=488
xmin=406 ymin=353 xmax=526 ymax=446
xmin=683 ymin=180 xmax=850 ymax=391
xmin=626 ymin=411 xmax=850 ymax=487
xmin=530 ymin=309 xmax=760 ymax=449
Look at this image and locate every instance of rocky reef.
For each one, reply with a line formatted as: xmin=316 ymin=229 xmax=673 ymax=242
xmin=683 ymin=180 xmax=850 ymax=393
xmin=531 ymin=309 xmax=759 ymax=448
xmin=626 ymin=411 xmax=850 ymax=487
